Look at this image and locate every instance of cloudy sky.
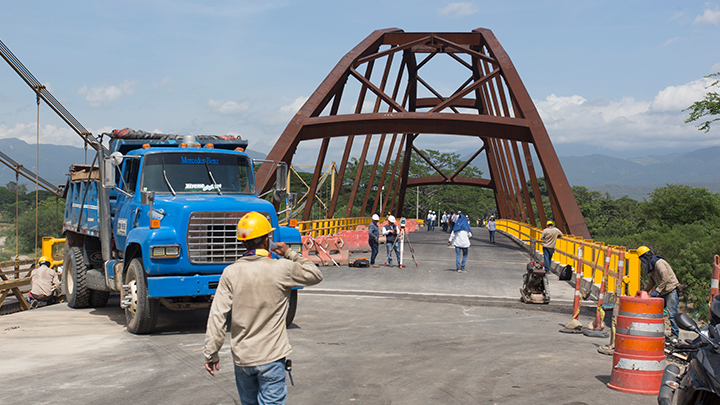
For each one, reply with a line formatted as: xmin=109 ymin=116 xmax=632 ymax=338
xmin=0 ymin=0 xmax=719 ymax=162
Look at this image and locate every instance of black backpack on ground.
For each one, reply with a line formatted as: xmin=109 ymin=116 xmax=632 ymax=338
xmin=559 ymin=265 xmax=573 ymax=281
xmin=349 ymin=258 xmax=370 ymax=268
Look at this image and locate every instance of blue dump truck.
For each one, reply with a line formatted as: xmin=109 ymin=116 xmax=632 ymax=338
xmin=61 ymin=128 xmax=301 ymax=334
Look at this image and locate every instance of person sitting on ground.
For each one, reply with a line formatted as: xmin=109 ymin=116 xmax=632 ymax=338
xmin=29 ymin=256 xmax=61 ymax=308
xmin=638 ymin=245 xmax=681 ymax=342
xmin=448 ymin=214 xmax=472 ymax=273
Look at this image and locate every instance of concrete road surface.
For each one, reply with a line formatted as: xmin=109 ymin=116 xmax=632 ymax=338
xmin=0 ymin=229 xmax=658 ymax=405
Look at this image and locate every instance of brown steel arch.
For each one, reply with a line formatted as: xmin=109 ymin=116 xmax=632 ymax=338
xmin=257 ymin=28 xmax=590 ymax=238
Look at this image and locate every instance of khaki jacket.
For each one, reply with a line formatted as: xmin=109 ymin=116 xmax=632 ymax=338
xmin=541 ymin=227 xmax=563 ymax=249
xmin=203 ymin=249 xmax=322 ymax=367
xmin=30 ymin=264 xmax=61 ymax=298
xmin=643 ymin=259 xmax=680 ymax=296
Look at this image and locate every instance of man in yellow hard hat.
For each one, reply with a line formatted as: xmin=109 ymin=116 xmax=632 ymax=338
xmin=203 ymin=212 xmax=323 ymax=404
xmin=29 ymin=256 xmax=61 ymax=308
xmin=638 ymin=245 xmax=681 ymax=341
xmin=541 ymin=221 xmax=563 ymax=272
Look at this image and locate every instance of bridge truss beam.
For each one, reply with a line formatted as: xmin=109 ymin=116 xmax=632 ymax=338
xmin=257 ymin=28 xmax=590 ymax=238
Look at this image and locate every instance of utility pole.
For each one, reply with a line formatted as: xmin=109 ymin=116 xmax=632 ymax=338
xmin=416 ymin=186 xmax=419 ymax=219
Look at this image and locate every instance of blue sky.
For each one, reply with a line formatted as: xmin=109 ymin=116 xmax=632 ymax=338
xmin=0 ymin=0 xmax=719 ymax=162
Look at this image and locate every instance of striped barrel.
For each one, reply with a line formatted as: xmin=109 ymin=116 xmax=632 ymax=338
xmin=607 ymin=290 xmax=666 ymax=395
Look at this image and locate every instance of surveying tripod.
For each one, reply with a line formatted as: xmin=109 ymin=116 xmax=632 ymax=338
xmin=387 ymin=219 xmax=418 ymax=268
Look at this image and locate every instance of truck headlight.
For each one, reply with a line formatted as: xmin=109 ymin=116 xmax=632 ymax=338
xmin=151 ymin=244 xmax=181 ymax=258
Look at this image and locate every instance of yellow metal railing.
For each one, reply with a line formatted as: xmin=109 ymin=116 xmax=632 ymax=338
xmin=295 ymin=217 xmax=372 ymax=237
xmin=283 ymin=217 xmax=426 ymax=238
xmin=496 ymin=219 xmax=641 ymax=297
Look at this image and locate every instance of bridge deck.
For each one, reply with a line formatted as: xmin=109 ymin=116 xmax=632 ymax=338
xmin=315 ymin=227 xmax=580 ymax=305
xmin=0 ymin=228 xmax=658 ymax=405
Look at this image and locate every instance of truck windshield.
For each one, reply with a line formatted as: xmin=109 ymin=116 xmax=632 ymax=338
xmin=141 ymin=152 xmax=255 ymax=195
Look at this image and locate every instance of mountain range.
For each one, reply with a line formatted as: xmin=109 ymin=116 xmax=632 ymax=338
xmin=1 ymin=137 xmax=718 ymax=201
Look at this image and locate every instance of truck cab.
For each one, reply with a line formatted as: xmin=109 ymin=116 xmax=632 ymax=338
xmin=62 ymin=129 xmax=301 ymax=334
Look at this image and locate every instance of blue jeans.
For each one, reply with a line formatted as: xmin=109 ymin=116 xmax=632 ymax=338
xmin=369 ymin=240 xmax=379 ymax=264
xmin=455 ymin=247 xmax=468 ymax=270
xmin=543 ymin=247 xmax=554 ymax=271
xmin=234 ymin=359 xmax=287 ymax=405
xmin=488 ymin=230 xmax=495 ymax=243
xmin=662 ymin=288 xmax=680 ymax=337
xmin=386 ymin=241 xmax=400 ymax=264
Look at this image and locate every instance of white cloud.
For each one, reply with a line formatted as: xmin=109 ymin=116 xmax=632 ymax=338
xmin=650 ymin=77 xmax=715 ymax=112
xmin=438 ymin=2 xmax=478 ymax=17
xmin=77 ymin=80 xmax=139 ymax=108
xmin=153 ymin=75 xmax=176 ymax=93
xmin=534 ymin=76 xmax=719 ymax=151
xmin=279 ymin=96 xmax=308 ymax=115
xmin=661 ymin=37 xmax=680 ymax=47
xmin=0 ymin=122 xmax=97 ymax=146
xmin=694 ymin=3 xmax=720 ymax=25
xmin=208 ymin=99 xmax=251 ymax=115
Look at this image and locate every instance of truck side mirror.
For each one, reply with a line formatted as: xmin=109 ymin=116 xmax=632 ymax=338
xmin=140 ymin=190 xmax=155 ymax=206
xmin=288 ymin=192 xmax=298 ymax=207
xmin=276 ymin=163 xmax=287 ymax=192
xmin=102 ymin=158 xmax=116 ymax=188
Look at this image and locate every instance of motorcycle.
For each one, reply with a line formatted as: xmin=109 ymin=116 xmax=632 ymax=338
xmin=658 ymin=312 xmax=720 ymax=405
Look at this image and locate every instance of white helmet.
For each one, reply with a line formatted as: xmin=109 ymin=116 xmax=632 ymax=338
xmin=372 ymin=214 xmax=380 ymax=221
xmin=388 ymin=215 xmax=396 ymax=223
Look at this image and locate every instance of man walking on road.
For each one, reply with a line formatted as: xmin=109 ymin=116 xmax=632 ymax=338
xmin=541 ymin=221 xmax=563 ymax=272
xmin=448 ymin=214 xmax=472 ymax=272
xmin=639 ymin=245 xmax=681 ymax=342
xmin=368 ymin=214 xmax=380 ymax=268
xmin=203 ymin=211 xmax=323 ymax=405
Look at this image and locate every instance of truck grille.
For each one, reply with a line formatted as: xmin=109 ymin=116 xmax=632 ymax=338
xmin=187 ymin=211 xmax=250 ymax=264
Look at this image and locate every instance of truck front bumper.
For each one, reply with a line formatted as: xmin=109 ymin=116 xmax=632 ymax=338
xmin=146 ymin=275 xmax=303 ymax=298
xmin=147 ymin=274 xmax=220 ymax=298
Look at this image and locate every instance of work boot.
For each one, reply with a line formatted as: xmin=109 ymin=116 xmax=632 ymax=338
xmin=371 ymin=264 xmax=379 ymax=268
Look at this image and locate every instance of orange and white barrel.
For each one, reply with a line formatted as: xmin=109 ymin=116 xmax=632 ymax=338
xmin=607 ymin=290 xmax=666 ymax=395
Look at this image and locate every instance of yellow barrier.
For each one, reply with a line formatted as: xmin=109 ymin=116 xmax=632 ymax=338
xmin=284 ymin=217 xmax=423 ymax=238
xmin=496 ymin=219 xmax=640 ymax=297
xmin=294 ymin=217 xmax=372 ymax=238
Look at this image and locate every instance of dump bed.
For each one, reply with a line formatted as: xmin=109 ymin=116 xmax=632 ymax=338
xmin=63 ymin=164 xmax=101 ymax=237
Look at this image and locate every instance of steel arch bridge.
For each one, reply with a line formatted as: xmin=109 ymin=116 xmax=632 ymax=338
xmin=257 ymin=28 xmax=590 ymax=238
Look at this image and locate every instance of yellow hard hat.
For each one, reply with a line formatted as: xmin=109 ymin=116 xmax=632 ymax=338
xmin=38 ymin=256 xmax=51 ymax=265
xmin=637 ymin=246 xmax=651 ymax=257
xmin=546 ymin=221 xmax=554 ymax=226
xmin=236 ymin=212 xmax=275 ymax=241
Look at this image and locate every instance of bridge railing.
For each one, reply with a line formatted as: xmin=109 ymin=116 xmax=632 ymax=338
xmin=293 ymin=217 xmax=372 ymax=237
xmin=496 ymin=219 xmax=642 ymax=297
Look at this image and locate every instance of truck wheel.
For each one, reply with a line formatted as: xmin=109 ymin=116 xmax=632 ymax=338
xmin=63 ymin=246 xmax=90 ymax=308
xmin=286 ymin=289 xmax=298 ymax=327
xmin=124 ymin=258 xmax=159 ymax=334
xmin=89 ymin=290 xmax=110 ymax=307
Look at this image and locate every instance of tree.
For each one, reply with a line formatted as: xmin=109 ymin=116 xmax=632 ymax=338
xmin=5 ymin=181 xmax=27 ymax=195
xmin=685 ymin=72 xmax=720 ymax=132
xmin=636 ymin=184 xmax=720 ymax=229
